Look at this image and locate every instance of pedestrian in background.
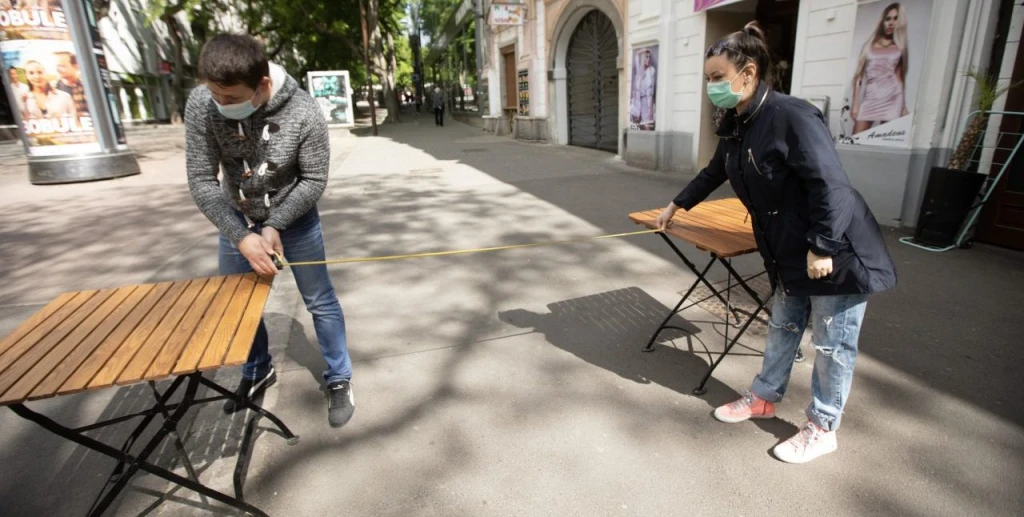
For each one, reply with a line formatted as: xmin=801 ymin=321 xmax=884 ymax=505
xmin=432 ymin=86 xmax=444 ymax=126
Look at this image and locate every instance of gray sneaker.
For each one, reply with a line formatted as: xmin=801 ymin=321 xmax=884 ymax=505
xmin=223 ymin=367 xmax=277 ymax=414
xmin=327 ymin=381 xmax=355 ymax=428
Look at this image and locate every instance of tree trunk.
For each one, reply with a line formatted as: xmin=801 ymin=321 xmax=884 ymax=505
xmin=370 ymin=25 xmax=400 ymax=122
xmin=162 ymin=13 xmax=186 ymax=124
xmin=385 ymin=30 xmax=401 ymax=121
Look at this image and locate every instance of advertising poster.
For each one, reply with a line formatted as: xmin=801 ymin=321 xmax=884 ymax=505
xmin=629 ymin=45 xmax=657 ymax=131
xmin=838 ymin=0 xmax=933 ymax=148
xmin=517 ymin=68 xmax=528 ymax=115
xmin=307 ymin=70 xmax=353 ymax=127
xmin=0 ymin=0 xmax=100 ymax=155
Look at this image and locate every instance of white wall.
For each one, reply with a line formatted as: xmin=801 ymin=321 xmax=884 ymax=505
xmin=788 ymin=0 xmax=855 ymax=138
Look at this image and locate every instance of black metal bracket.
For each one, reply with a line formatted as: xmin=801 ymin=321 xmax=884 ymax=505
xmin=8 ymin=371 xmax=299 ymax=517
xmin=641 ymin=234 xmax=774 ymax=395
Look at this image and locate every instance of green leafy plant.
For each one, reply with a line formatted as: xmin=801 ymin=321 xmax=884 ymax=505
xmin=948 ymin=69 xmax=1023 ymax=170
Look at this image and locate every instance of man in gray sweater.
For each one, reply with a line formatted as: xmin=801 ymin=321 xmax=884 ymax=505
xmin=185 ymin=34 xmax=354 ymax=428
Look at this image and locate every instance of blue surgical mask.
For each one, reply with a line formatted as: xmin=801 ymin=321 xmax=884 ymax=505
xmin=215 ymin=91 xmax=260 ymax=120
xmin=706 ymin=71 xmax=746 ymax=109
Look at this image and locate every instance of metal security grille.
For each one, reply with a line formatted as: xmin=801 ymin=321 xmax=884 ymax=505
xmin=566 ymin=10 xmax=619 ymax=152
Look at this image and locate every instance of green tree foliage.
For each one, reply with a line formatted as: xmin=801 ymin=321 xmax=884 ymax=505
xmin=148 ymin=0 xmax=414 ymax=121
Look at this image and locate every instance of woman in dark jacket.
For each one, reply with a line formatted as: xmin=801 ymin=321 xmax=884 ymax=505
xmin=655 ymin=22 xmax=897 ymax=464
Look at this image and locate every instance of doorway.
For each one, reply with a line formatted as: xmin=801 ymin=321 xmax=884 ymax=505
xmin=566 ymin=10 xmax=619 ymax=152
xmin=502 ymin=46 xmax=517 ymax=111
xmin=976 ymin=9 xmax=1024 ymax=250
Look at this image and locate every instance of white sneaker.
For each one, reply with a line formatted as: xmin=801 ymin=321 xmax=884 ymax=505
xmin=773 ymin=421 xmax=838 ymax=464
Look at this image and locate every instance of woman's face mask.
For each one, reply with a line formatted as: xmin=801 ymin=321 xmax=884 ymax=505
xmin=706 ymin=65 xmax=750 ymax=109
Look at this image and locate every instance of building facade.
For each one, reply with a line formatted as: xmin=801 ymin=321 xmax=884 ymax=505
xmin=479 ymin=0 xmax=1024 ymax=248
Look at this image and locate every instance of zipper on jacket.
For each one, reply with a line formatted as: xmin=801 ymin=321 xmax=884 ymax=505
xmin=737 ymin=142 xmax=786 ymax=294
xmin=747 ymin=148 xmax=764 ymax=177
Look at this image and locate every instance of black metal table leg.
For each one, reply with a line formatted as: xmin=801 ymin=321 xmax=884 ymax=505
xmin=6 ymin=371 xmax=286 ymax=517
xmin=198 ymin=375 xmax=298 ymax=445
xmin=642 ymin=255 xmax=717 ymax=352
xmin=692 ymin=292 xmax=772 ymax=395
xmin=718 ymin=258 xmax=772 ymax=312
xmin=146 ymin=381 xmax=206 ymax=505
xmin=107 ymin=375 xmax=186 ymax=479
xmin=87 ymin=374 xmax=203 ymax=516
xmin=196 ymin=375 xmax=299 ymax=502
xmin=641 ymin=233 xmax=776 ymax=396
xmin=660 ymin=234 xmax=742 ymax=324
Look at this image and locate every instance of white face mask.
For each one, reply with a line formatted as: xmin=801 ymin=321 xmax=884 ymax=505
xmin=215 ymin=89 xmax=260 ymax=120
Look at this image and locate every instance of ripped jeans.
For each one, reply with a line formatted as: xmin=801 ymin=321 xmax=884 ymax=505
xmin=750 ymin=289 xmax=868 ymax=432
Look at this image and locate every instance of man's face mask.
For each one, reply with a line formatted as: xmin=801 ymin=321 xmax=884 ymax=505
xmin=706 ymin=66 xmax=750 ymax=109
xmin=215 ymin=87 xmax=261 ymax=120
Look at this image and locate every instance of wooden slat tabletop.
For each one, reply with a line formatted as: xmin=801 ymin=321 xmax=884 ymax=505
xmin=0 ymin=273 xmax=273 ymax=406
xmin=629 ymin=198 xmax=758 ymax=258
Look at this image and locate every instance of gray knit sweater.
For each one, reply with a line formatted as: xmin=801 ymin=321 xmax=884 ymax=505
xmin=185 ymin=64 xmax=330 ymax=245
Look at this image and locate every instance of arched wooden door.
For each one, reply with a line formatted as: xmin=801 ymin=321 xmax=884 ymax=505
xmin=566 ymin=10 xmax=619 ymax=152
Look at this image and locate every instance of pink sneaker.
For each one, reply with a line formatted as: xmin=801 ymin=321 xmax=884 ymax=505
xmin=773 ymin=421 xmax=838 ymax=464
xmin=713 ymin=390 xmax=776 ymax=423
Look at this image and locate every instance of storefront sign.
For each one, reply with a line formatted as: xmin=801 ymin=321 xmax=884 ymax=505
xmin=517 ymin=69 xmax=528 ymax=115
xmin=489 ymin=3 xmax=525 ymax=26
xmin=307 ymin=70 xmax=354 ymax=127
xmin=0 ymin=1 xmax=100 ymax=156
xmin=694 ymin=0 xmax=744 ymax=11
xmin=837 ymin=0 xmax=934 ymax=148
xmin=629 ymin=45 xmax=658 ymax=131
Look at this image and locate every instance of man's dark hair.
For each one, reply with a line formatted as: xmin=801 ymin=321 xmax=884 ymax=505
xmin=198 ymin=33 xmax=269 ymax=89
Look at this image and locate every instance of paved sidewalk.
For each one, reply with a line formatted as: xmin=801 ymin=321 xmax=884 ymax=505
xmin=0 ymin=112 xmax=1022 ymax=516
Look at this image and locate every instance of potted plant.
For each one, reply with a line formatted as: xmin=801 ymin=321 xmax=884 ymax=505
xmin=913 ymin=69 xmax=1021 ymax=248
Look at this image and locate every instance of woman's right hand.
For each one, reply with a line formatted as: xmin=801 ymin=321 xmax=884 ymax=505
xmin=850 ymin=105 xmax=859 ymax=121
xmin=655 ymin=203 xmax=680 ymax=231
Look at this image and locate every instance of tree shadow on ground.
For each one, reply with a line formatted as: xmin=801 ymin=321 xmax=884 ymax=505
xmin=499 ymin=286 xmax=799 ymax=442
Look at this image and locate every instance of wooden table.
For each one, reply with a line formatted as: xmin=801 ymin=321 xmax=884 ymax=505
xmin=630 ymin=198 xmax=772 ymax=394
xmin=0 ymin=273 xmax=296 ymax=517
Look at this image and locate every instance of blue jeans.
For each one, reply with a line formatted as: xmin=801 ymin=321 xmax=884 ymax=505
xmin=218 ymin=208 xmax=352 ymax=384
xmin=750 ymin=290 xmax=868 ymax=432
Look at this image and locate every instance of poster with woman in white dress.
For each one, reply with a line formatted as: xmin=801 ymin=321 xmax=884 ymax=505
xmin=630 ymin=45 xmax=657 ymax=131
xmin=838 ymin=0 xmax=933 ymax=148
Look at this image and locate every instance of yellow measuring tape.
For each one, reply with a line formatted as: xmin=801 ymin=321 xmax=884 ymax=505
xmin=273 ymin=228 xmax=661 ymax=268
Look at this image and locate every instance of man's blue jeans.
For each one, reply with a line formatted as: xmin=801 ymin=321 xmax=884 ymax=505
xmin=218 ymin=207 xmax=352 ymax=384
xmin=750 ymin=289 xmax=868 ymax=432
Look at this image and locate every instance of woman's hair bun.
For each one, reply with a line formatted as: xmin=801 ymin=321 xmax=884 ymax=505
xmin=743 ymin=21 xmax=766 ymax=41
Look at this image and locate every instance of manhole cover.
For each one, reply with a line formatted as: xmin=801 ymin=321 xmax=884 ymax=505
xmin=461 ymin=148 xmax=488 ymax=153
xmin=688 ymin=275 xmax=773 ymax=336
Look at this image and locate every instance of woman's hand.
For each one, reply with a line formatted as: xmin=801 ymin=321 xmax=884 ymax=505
xmin=655 ymin=203 xmax=679 ymax=231
xmin=807 ymin=250 xmax=833 ymax=279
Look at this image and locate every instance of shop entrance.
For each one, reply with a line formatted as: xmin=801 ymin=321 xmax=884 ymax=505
xmin=976 ymin=0 xmax=1024 ymax=250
